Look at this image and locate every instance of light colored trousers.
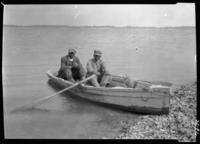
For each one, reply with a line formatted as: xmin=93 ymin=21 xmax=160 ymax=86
xmin=87 ymin=73 xmax=112 ymax=87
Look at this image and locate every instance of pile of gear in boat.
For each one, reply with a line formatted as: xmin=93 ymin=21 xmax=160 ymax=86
xmin=57 ymin=48 xmax=148 ymax=89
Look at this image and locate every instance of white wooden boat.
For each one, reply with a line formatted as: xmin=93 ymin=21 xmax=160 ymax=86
xmin=47 ymin=70 xmax=172 ymax=115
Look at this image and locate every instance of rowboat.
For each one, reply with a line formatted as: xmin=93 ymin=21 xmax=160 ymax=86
xmin=46 ymin=70 xmax=172 ymax=115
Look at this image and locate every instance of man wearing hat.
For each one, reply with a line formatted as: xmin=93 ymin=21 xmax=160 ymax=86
xmin=86 ymin=50 xmax=111 ymax=87
xmin=57 ymin=48 xmax=85 ymax=82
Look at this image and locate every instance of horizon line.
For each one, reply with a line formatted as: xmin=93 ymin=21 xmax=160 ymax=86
xmin=3 ymin=24 xmax=195 ymax=28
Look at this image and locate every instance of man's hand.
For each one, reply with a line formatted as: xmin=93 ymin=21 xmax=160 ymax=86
xmin=80 ymin=76 xmax=85 ymax=80
xmin=94 ymin=71 xmax=101 ymax=76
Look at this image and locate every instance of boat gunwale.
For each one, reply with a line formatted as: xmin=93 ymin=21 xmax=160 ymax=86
xmin=47 ymin=70 xmax=171 ymax=96
xmin=47 ymin=70 xmax=142 ymax=92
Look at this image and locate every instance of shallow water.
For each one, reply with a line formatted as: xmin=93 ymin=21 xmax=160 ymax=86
xmin=3 ymin=26 xmax=196 ymax=138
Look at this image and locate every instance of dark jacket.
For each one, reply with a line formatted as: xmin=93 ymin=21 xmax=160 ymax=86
xmin=58 ymin=55 xmax=85 ymax=79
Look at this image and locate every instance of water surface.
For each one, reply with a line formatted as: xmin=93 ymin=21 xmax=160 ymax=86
xmin=3 ymin=26 xmax=196 ymax=138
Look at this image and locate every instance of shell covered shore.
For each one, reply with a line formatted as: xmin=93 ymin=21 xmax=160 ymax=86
xmin=115 ymin=82 xmax=198 ymax=142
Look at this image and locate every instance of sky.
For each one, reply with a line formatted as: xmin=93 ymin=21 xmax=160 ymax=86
xmin=3 ymin=3 xmax=195 ymax=27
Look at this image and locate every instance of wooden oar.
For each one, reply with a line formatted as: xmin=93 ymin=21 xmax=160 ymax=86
xmin=10 ymin=74 xmax=95 ymax=113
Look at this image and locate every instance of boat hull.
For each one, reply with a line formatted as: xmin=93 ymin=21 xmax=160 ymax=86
xmin=47 ymin=71 xmax=171 ymax=115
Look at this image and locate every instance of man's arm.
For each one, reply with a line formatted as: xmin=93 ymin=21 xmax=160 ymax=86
xmin=101 ymin=61 xmax=109 ymax=75
xmin=74 ymin=57 xmax=86 ymax=76
xmin=60 ymin=57 xmax=70 ymax=70
xmin=73 ymin=57 xmax=81 ymax=68
xmin=86 ymin=60 xmax=94 ymax=73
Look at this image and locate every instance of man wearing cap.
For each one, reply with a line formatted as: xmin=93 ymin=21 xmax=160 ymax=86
xmin=57 ymin=48 xmax=85 ymax=82
xmin=86 ymin=50 xmax=111 ymax=87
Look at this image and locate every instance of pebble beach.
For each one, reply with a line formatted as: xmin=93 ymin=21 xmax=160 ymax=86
xmin=114 ymin=82 xmax=198 ymax=142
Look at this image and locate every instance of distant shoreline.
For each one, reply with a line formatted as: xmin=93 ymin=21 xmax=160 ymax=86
xmin=3 ymin=24 xmax=195 ymax=29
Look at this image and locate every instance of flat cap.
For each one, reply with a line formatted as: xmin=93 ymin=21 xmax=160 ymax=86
xmin=94 ymin=50 xmax=102 ymax=56
xmin=68 ymin=48 xmax=76 ymax=54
